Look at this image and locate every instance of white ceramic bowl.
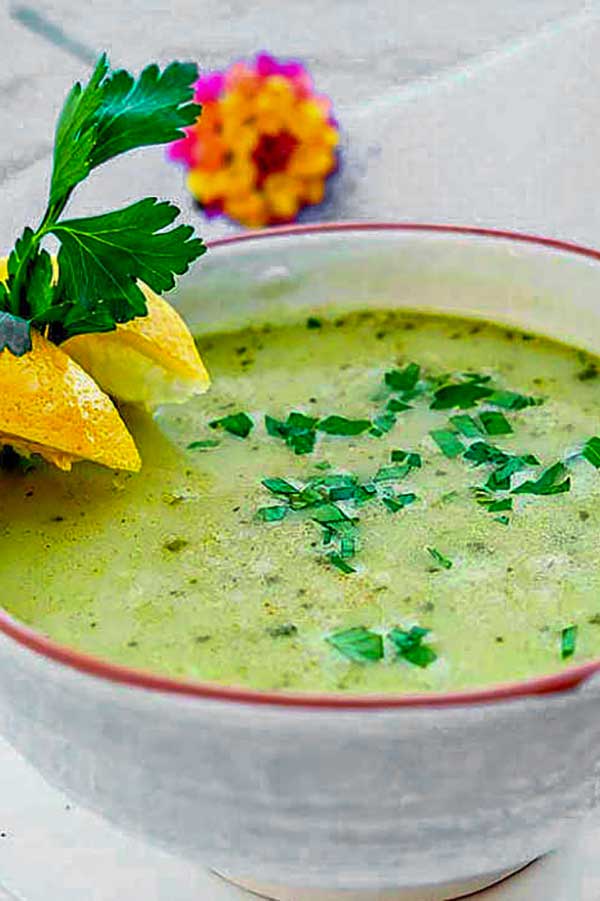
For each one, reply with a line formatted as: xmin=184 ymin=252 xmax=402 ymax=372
xmin=2 ymin=224 xmax=600 ymax=901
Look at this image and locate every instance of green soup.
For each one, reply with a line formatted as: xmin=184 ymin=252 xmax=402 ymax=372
xmin=2 ymin=309 xmax=600 ymax=694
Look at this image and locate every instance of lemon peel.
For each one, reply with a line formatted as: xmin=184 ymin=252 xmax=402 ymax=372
xmin=0 ymin=329 xmax=140 ymax=471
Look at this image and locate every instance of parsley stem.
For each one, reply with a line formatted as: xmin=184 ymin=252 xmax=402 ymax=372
xmin=8 ymin=228 xmax=44 ymax=318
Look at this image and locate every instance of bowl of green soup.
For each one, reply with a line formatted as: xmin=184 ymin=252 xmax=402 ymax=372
xmin=2 ymin=223 xmax=600 ymax=900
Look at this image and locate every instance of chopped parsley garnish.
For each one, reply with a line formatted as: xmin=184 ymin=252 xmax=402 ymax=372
xmin=430 ymin=380 xmax=493 ymax=410
xmin=385 ymin=363 xmax=420 ymax=392
xmin=464 ymin=441 xmax=508 ymax=467
xmin=312 ymin=503 xmax=351 ymax=524
xmin=265 ymin=414 xmax=288 ymax=439
xmin=512 ymin=462 xmax=571 ymax=496
xmin=463 ymin=442 xmax=539 ymax=491
xmin=262 ymin=477 xmax=298 ymax=495
xmin=287 ymin=411 xmax=318 ymax=432
xmin=257 ymin=506 xmax=288 ymax=522
xmin=265 ymin=411 xmax=317 ymax=455
xmin=326 ymin=627 xmax=383 ymax=661
xmin=187 ymin=438 xmax=220 ymax=450
xmin=450 ymin=414 xmax=483 ymax=437
xmin=317 ymin=415 xmax=371 ymax=436
xmin=329 ymin=485 xmax=357 ymax=501
xmin=370 ymin=412 xmax=397 ymax=436
xmin=430 ymin=429 xmax=464 ymax=458
xmin=0 ymin=55 xmax=204 ymax=354
xmin=374 ymin=464 xmax=411 ymax=482
xmin=339 ymin=536 xmax=357 ymax=558
xmin=485 ymin=454 xmax=539 ymax=491
xmin=478 ymin=410 xmax=513 ymax=436
xmin=254 ymin=359 xmax=580 ymax=583
xmin=582 ymin=436 xmax=600 ymax=469
xmin=461 ymin=372 xmax=492 ymax=384
xmin=391 ymin=449 xmax=422 ymax=467
xmin=474 ymin=491 xmax=513 ymax=513
xmin=561 ymin=625 xmax=577 ymax=659
xmin=209 ymin=411 xmax=254 ymax=438
xmin=388 ymin=626 xmax=437 ymax=668
xmin=426 ymin=546 xmax=453 ymax=569
xmin=312 ymin=473 xmax=357 ymax=490
xmin=487 ymin=390 xmax=541 ymax=410
xmin=266 ymin=411 xmax=375 ymax=454
xmin=289 ymin=485 xmax=325 ymax=509
xmin=387 ymin=398 xmax=412 ymax=413
xmin=354 ymin=483 xmax=378 ymax=504
xmin=383 ymin=492 xmax=417 ymax=513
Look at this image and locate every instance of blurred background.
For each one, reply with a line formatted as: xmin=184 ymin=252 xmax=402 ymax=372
xmin=2 ymin=0 xmax=600 ymax=251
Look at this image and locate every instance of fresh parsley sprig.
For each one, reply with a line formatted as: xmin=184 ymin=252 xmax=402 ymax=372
xmin=0 ymin=54 xmax=205 ymax=355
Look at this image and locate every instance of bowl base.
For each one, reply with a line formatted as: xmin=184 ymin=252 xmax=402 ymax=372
xmin=214 ymin=861 xmax=534 ymax=901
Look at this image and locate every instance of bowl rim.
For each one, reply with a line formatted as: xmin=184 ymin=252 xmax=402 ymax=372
xmin=3 ymin=220 xmax=600 ymax=710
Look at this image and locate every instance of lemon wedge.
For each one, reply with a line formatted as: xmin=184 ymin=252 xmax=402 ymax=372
xmin=62 ymin=283 xmax=210 ymax=409
xmin=0 ymin=329 xmax=141 ymax=471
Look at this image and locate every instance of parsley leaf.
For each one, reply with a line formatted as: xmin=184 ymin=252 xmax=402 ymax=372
xmin=257 ymin=506 xmax=288 ymax=522
xmin=485 ymin=454 xmax=539 ymax=491
xmin=374 ymin=464 xmax=411 ymax=482
xmin=265 ymin=411 xmax=317 ymax=455
xmin=450 ymin=414 xmax=483 ymax=438
xmin=478 ymin=410 xmax=513 ymax=436
xmin=383 ymin=492 xmax=417 ymax=512
xmin=391 ymin=449 xmax=422 ymax=467
xmin=187 ymin=438 xmax=220 ymax=450
xmin=474 ymin=489 xmax=513 ymax=513
xmin=317 ymin=415 xmax=371 ymax=436
xmin=262 ymin=477 xmax=298 ymax=495
xmin=51 ymin=198 xmax=205 ymax=332
xmin=326 ymin=627 xmax=383 ymax=661
xmin=385 ymin=363 xmax=420 ymax=392
xmin=89 ymin=61 xmax=201 ymax=169
xmin=582 ymin=436 xmax=600 ymax=469
xmin=387 ymin=398 xmax=412 ymax=413
xmin=561 ymin=625 xmax=577 ymax=659
xmin=464 ymin=441 xmax=508 ymax=467
xmin=426 ymin=546 xmax=453 ymax=569
xmin=210 ymin=412 xmax=254 ymax=438
xmin=430 ymin=429 xmax=465 ymax=458
xmin=370 ymin=412 xmax=397 ymax=436
xmin=487 ymin=390 xmax=541 ymax=410
xmin=312 ymin=504 xmax=351 ymax=524
xmin=388 ymin=626 xmax=437 ymax=668
xmin=49 ymin=54 xmax=109 ymax=207
xmin=512 ymin=462 xmax=571 ymax=496
xmin=430 ymin=381 xmax=493 ymax=410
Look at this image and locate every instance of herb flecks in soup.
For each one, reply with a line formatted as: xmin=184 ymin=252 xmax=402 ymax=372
xmin=2 ymin=311 xmax=600 ymax=694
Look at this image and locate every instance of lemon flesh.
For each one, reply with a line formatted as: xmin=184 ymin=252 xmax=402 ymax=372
xmin=62 ymin=284 xmax=210 ymax=409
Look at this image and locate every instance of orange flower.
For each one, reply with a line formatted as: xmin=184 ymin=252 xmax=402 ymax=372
xmin=168 ymin=53 xmax=340 ymax=227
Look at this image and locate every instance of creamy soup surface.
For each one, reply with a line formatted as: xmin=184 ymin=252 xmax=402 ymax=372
xmin=2 ymin=309 xmax=600 ymax=694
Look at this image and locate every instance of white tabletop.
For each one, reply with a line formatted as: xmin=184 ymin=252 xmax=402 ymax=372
xmin=3 ymin=3 xmax=600 ymax=899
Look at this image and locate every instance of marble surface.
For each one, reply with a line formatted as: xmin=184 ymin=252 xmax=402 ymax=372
xmin=3 ymin=2 xmax=600 ymax=898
